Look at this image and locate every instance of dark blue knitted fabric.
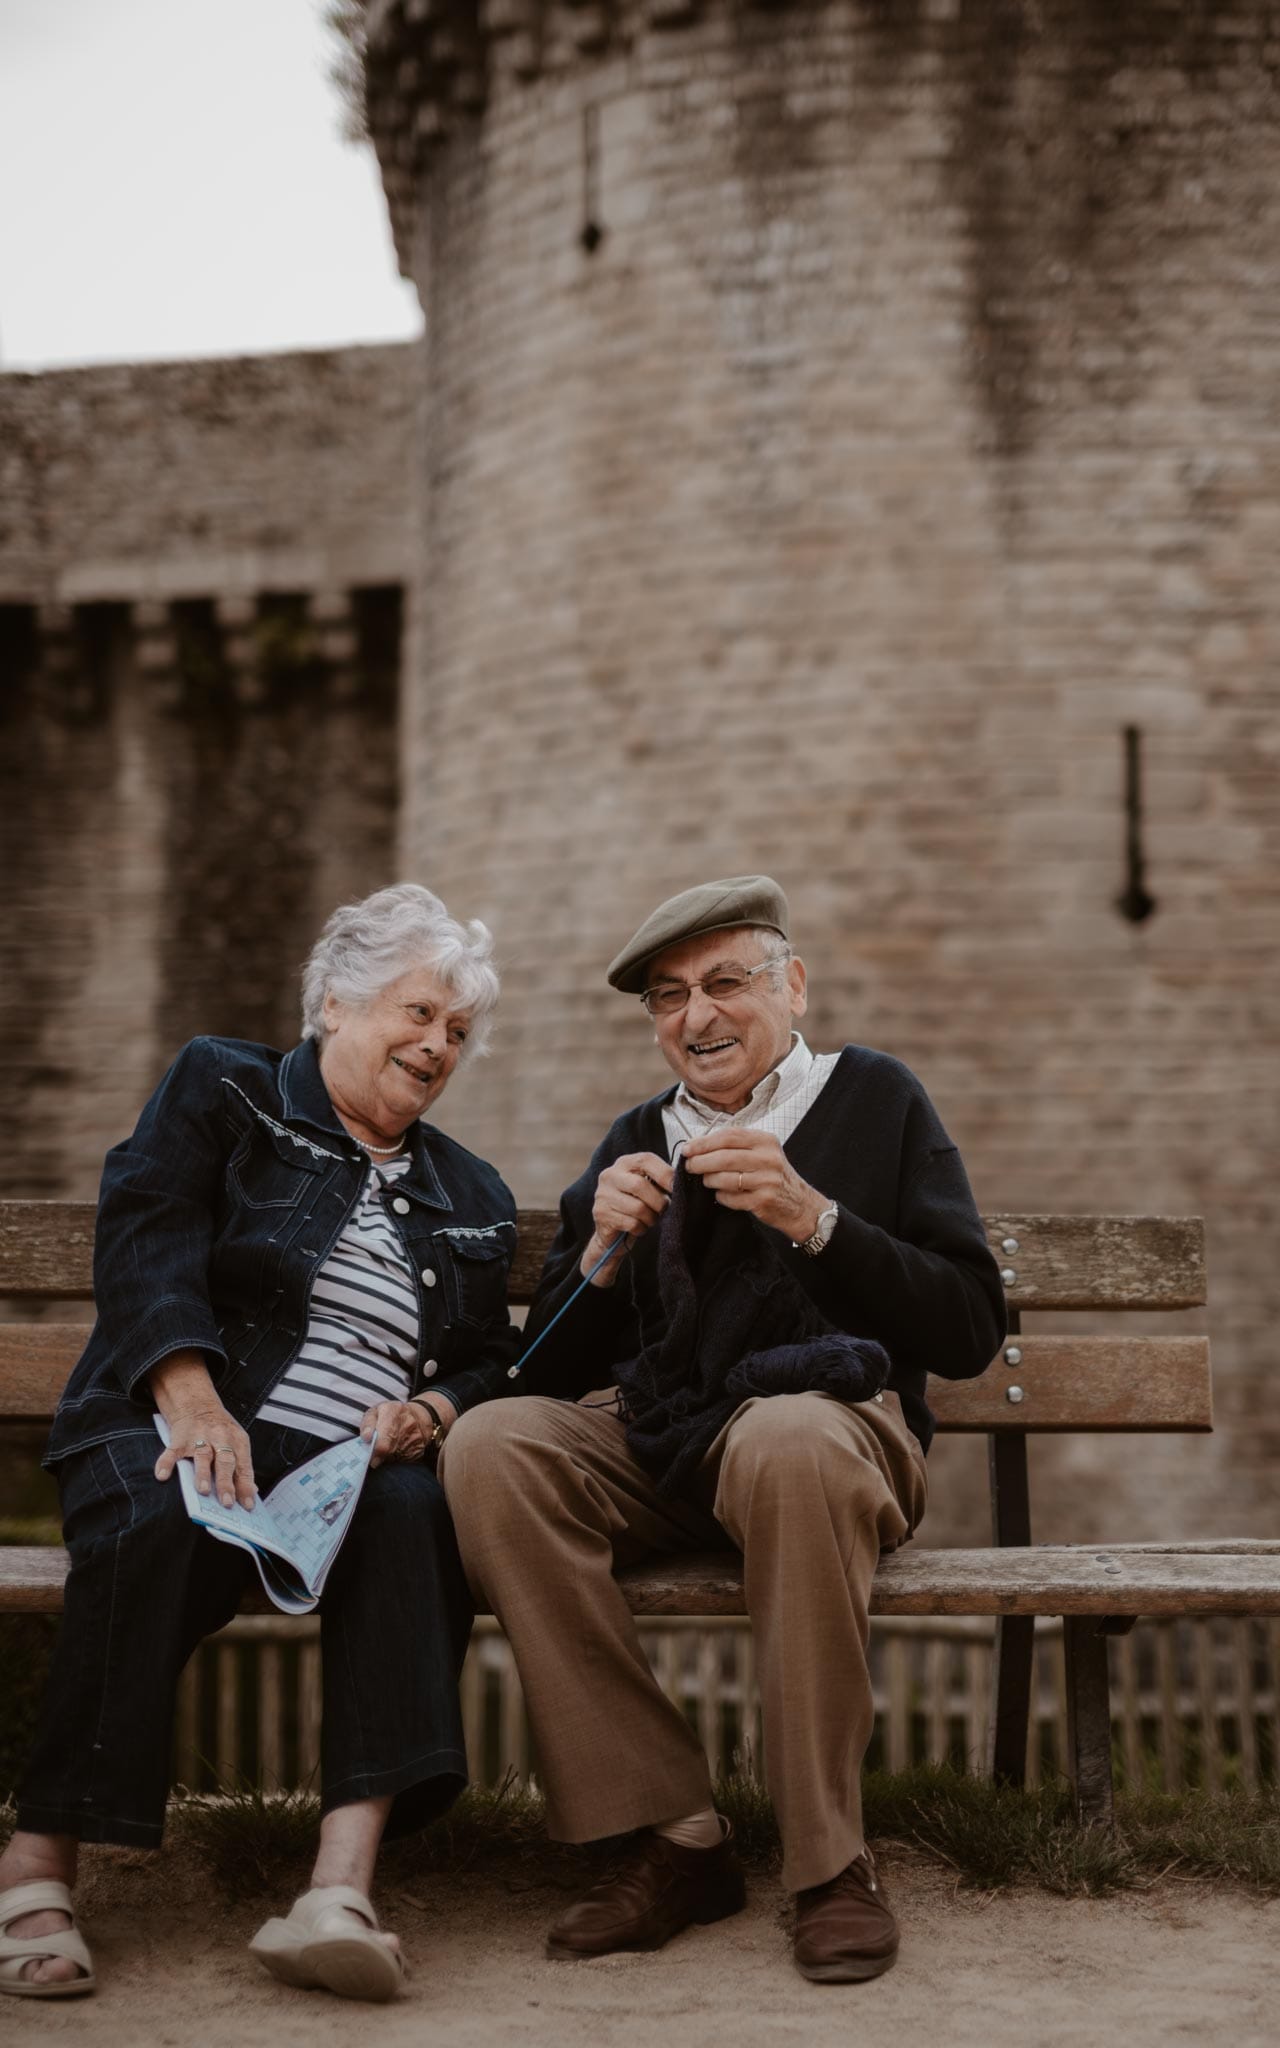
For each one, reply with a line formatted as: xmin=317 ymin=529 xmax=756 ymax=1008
xmin=616 ymin=1162 xmax=889 ymax=1493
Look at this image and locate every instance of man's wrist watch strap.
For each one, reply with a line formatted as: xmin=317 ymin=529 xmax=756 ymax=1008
xmin=796 ymin=1202 xmax=839 ymax=1258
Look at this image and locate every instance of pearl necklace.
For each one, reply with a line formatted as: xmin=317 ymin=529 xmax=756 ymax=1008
xmin=358 ymin=1136 xmax=406 ymax=1156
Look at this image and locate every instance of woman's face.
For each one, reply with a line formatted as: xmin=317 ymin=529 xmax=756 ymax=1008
xmin=319 ymin=964 xmax=474 ymax=1138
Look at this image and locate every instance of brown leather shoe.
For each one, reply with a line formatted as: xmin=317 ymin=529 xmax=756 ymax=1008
xmin=545 ymin=1822 xmax=746 ymax=1959
xmin=792 ymin=1849 xmax=899 ymax=1982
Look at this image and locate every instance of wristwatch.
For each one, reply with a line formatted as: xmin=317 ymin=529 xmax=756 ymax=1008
xmin=794 ymin=1203 xmax=839 ymax=1258
xmin=412 ymin=1397 xmax=448 ymax=1455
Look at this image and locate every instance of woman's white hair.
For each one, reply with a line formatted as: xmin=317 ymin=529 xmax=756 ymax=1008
xmin=301 ymin=883 xmax=500 ymax=1063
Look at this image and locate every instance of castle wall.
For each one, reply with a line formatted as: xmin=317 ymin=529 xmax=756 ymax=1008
xmin=0 ymin=347 xmax=415 ymax=1196
xmin=388 ymin=0 xmax=1280 ymax=1542
xmin=0 ymin=344 xmax=417 ymax=601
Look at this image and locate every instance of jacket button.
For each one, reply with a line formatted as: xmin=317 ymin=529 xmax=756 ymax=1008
xmin=421 ymin=1269 xmax=437 ymax=1287
xmin=422 ymin=1358 xmax=438 ymax=1378
xmin=392 ymin=1197 xmax=411 ymax=1215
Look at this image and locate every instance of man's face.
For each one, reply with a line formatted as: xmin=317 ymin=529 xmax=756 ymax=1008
xmin=645 ymin=928 xmax=807 ymax=1113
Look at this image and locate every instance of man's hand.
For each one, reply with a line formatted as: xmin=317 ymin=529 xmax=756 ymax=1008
xmin=151 ymin=1349 xmax=256 ymax=1509
xmin=580 ymin=1152 xmax=674 ymax=1285
xmin=360 ymin=1396 xmax=457 ymax=1466
xmin=683 ymin=1129 xmax=828 ymax=1242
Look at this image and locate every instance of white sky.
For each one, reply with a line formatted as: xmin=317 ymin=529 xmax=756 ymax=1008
xmin=0 ymin=0 xmax=423 ymax=369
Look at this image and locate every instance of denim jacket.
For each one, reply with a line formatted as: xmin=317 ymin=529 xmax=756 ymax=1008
xmin=45 ymin=1035 xmax=520 ymax=1465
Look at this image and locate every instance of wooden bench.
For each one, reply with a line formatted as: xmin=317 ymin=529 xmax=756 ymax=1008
xmin=3 ymin=1198 xmax=1277 ymax=1824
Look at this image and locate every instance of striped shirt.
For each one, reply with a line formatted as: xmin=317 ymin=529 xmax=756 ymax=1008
xmin=256 ymin=1154 xmax=420 ymax=1443
xmin=662 ymin=1033 xmax=839 ymax=1156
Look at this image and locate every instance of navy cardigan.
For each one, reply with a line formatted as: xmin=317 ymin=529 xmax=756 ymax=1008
xmin=519 ymin=1045 xmax=1006 ymax=1455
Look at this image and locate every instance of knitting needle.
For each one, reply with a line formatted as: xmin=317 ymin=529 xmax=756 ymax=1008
xmin=506 ymin=1233 xmax=630 ymax=1379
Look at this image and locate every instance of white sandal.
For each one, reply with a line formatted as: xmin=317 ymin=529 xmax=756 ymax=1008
xmin=0 ymin=1880 xmax=95 ymax=1999
xmin=249 ymin=1884 xmax=403 ymax=2002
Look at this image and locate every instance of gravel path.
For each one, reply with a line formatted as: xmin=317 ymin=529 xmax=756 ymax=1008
xmin=17 ymin=1845 xmax=1276 ymax=2048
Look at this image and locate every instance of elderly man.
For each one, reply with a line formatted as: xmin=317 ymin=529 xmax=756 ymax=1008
xmin=443 ymin=877 xmax=1005 ymax=1981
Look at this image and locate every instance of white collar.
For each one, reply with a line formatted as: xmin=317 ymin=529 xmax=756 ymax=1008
xmin=669 ymin=1033 xmax=814 ymax=1138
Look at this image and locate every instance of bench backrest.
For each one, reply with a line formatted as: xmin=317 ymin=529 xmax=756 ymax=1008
xmin=0 ymin=1201 xmax=1210 ymax=1436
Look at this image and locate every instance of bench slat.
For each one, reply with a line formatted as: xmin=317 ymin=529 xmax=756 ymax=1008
xmin=0 ymin=1201 xmax=562 ymax=1299
xmin=0 ymin=1328 xmax=1212 ymax=1432
xmin=0 ymin=1549 xmax=70 ymax=1609
xmin=0 ymin=1202 xmax=97 ymax=1298
xmin=0 ymin=1201 xmax=1206 ymax=1310
xmin=984 ymin=1214 xmax=1206 ymax=1310
xmin=0 ymin=1327 xmax=90 ymax=1425
xmin=3 ymin=1543 xmax=1276 ymax=1619
xmin=928 ymin=1336 xmax=1212 ymax=1432
xmin=0 ymin=1325 xmax=93 ymax=1422
xmin=509 ymin=1221 xmax=555 ymax=1302
xmin=621 ymin=1547 xmax=1280 ymax=1617
xmin=614 ymin=1550 xmax=1280 ymax=1617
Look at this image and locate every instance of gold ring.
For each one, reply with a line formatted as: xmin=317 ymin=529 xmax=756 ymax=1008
xmin=737 ymin=1172 xmax=744 ymax=1192
xmin=215 ymin=1445 xmax=235 ymax=1456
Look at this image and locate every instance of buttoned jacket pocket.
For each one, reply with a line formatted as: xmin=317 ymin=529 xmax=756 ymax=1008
xmin=437 ymin=1226 xmax=513 ymax=1330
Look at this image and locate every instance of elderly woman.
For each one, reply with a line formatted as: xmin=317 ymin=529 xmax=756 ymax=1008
xmin=0 ymin=884 xmax=518 ymax=2004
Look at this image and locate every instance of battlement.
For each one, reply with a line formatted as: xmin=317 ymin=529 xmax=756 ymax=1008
xmin=363 ymin=0 xmax=723 ymax=267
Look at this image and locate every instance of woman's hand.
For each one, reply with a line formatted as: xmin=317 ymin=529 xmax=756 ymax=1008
xmin=581 ymin=1152 xmax=674 ymax=1285
xmin=682 ymin=1128 xmax=828 ymax=1242
xmin=150 ymin=1350 xmax=256 ymax=1509
xmin=360 ymin=1396 xmax=457 ymax=1467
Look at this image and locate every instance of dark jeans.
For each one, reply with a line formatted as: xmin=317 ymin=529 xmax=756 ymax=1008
xmin=16 ymin=1418 xmax=474 ymax=1848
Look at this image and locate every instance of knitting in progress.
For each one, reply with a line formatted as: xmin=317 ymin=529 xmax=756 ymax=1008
xmin=616 ymin=1161 xmax=891 ymax=1492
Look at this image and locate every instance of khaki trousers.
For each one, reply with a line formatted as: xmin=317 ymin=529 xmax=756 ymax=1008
xmin=441 ymin=1388 xmax=927 ymax=1892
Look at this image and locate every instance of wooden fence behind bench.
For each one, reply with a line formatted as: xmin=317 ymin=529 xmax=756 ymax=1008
xmin=174 ymin=1613 xmax=1278 ymax=1798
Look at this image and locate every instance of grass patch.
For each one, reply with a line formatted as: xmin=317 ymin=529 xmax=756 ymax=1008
xmin=0 ymin=1518 xmax=63 ymax=1546
xmin=171 ymin=1780 xmax=321 ymax=1896
xmin=384 ymin=1774 xmax=565 ymax=1881
xmin=868 ymin=1764 xmax=1070 ymax=1890
xmin=715 ymin=1767 xmax=784 ymax=1868
xmin=1024 ymin=1818 xmax=1145 ymax=1897
xmin=860 ymin=1764 xmax=1279 ymax=1897
xmin=170 ymin=1772 xmax=588 ymax=1900
xmin=1118 ymin=1783 xmax=1280 ymax=1891
xmin=722 ymin=1764 xmax=1279 ymax=1899
xmin=98 ymin=1767 xmax=1280 ymax=1902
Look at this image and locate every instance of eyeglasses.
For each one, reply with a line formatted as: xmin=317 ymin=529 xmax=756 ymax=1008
xmin=640 ymin=955 xmax=788 ymax=1017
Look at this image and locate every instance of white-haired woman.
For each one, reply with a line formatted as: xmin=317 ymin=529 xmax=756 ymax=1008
xmin=0 ymin=885 xmax=519 ymax=2005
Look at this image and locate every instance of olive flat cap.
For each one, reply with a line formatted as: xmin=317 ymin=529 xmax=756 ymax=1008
xmin=607 ymin=875 xmax=790 ymax=993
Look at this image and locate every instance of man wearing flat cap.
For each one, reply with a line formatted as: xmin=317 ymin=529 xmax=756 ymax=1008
xmin=443 ymin=877 xmax=1005 ymax=1981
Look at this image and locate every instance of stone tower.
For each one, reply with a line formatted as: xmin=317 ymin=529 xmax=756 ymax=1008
xmin=366 ymin=0 xmax=1280 ymax=1546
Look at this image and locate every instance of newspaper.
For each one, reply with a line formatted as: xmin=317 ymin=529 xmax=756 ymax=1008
xmin=153 ymin=1414 xmax=376 ymax=1614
